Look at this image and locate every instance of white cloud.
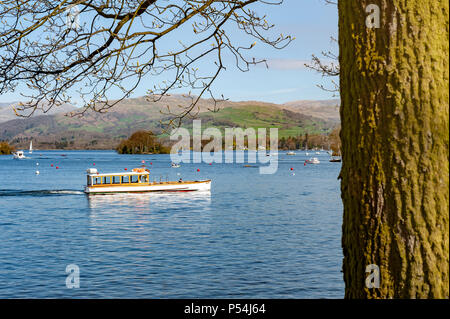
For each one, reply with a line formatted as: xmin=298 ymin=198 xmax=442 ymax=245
xmin=264 ymin=88 xmax=299 ymax=95
xmin=264 ymin=59 xmax=309 ymax=70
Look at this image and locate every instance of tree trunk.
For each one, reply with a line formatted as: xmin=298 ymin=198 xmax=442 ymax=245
xmin=338 ymin=0 xmax=449 ymax=298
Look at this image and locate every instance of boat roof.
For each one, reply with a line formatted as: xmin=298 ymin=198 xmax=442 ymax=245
xmin=87 ymin=171 xmax=149 ymax=177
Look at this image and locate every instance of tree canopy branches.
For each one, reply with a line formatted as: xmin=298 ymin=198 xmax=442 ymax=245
xmin=0 ymin=0 xmax=292 ymax=124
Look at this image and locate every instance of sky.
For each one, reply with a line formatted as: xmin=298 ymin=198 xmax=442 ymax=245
xmin=212 ymin=0 xmax=340 ymax=103
xmin=0 ymin=0 xmax=339 ymax=105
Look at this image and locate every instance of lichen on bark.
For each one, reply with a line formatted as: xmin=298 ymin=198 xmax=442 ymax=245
xmin=339 ymin=0 xmax=449 ymax=298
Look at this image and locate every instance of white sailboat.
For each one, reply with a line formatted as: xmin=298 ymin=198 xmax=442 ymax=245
xmin=29 ymin=140 xmax=33 ymax=154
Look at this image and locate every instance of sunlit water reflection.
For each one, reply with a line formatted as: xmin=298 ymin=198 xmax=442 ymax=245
xmin=0 ymin=150 xmax=343 ymax=298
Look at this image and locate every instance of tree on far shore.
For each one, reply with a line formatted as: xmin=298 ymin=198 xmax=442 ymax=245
xmin=117 ymin=130 xmax=169 ymax=154
xmin=0 ymin=141 xmax=15 ymax=155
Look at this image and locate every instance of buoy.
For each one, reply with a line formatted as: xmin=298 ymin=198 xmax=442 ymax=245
xmin=56 ymin=166 xmax=59 ymax=169
xmin=209 ymin=163 xmax=212 ymax=165
xmin=290 ymin=167 xmax=294 ymax=171
xmin=124 ymin=168 xmax=127 ymax=170
xmin=35 ymin=170 xmax=40 ymax=175
xmin=141 ymin=160 xmax=145 ymax=164
xmin=304 ymin=162 xmax=306 ymax=166
xmin=150 ymin=162 xmax=152 ymax=165
xmin=93 ymin=163 xmax=95 ymax=166
xmin=197 ymin=168 xmax=200 ymax=172
xmin=51 ymin=164 xmax=53 ymax=167
xmin=36 ymin=163 xmax=39 ymax=166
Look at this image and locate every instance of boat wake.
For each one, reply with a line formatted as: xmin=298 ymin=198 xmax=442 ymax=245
xmin=0 ymin=189 xmax=84 ymax=197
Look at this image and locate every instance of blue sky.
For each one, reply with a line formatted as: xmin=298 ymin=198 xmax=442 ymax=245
xmin=212 ymin=0 xmax=339 ymax=103
xmin=0 ymin=0 xmax=339 ymax=105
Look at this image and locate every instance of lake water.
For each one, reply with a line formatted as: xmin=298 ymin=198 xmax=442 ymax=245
xmin=0 ymin=150 xmax=343 ymax=298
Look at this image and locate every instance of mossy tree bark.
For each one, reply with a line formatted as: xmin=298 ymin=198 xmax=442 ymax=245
xmin=338 ymin=1 xmax=449 ymax=298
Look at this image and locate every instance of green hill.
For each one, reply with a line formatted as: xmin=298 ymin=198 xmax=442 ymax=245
xmin=0 ymin=95 xmax=338 ymax=150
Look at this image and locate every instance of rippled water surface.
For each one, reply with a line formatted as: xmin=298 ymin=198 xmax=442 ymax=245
xmin=0 ymin=150 xmax=343 ymax=298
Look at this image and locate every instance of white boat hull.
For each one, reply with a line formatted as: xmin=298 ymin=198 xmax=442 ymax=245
xmin=12 ymin=151 xmax=26 ymax=159
xmin=85 ymin=180 xmax=211 ymax=194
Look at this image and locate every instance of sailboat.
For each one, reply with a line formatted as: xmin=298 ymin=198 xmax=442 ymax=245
xmin=29 ymin=140 xmax=33 ymax=154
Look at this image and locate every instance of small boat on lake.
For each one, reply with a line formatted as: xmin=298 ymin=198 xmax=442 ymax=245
xmin=84 ymin=168 xmax=211 ymax=194
xmin=286 ymin=151 xmax=296 ymax=155
xmin=305 ymin=157 xmax=320 ymax=164
xmin=29 ymin=141 xmax=33 ymax=154
xmin=329 ymin=155 xmax=342 ymax=162
xmin=171 ymin=162 xmax=180 ymax=168
xmin=329 ymin=149 xmax=342 ymax=162
xmin=12 ymin=150 xmax=26 ymax=159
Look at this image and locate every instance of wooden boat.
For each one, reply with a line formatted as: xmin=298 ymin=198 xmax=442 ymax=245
xmin=329 ymin=156 xmax=342 ymax=162
xmin=84 ymin=168 xmax=211 ymax=194
xmin=329 ymin=149 xmax=342 ymax=162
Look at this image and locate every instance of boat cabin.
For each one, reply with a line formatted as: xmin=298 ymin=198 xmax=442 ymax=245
xmin=84 ymin=167 xmax=211 ymax=194
xmin=86 ymin=168 xmax=150 ymax=187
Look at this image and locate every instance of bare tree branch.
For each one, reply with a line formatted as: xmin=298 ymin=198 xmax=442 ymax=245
xmin=0 ymin=0 xmax=292 ymax=126
xmin=304 ymin=36 xmax=339 ymax=95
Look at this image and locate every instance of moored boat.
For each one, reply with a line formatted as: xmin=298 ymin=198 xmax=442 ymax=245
xmin=329 ymin=155 xmax=342 ymax=162
xmin=12 ymin=150 xmax=26 ymax=159
xmin=329 ymin=149 xmax=342 ymax=162
xmin=84 ymin=168 xmax=211 ymax=194
xmin=305 ymin=157 xmax=320 ymax=164
xmin=286 ymin=151 xmax=296 ymax=155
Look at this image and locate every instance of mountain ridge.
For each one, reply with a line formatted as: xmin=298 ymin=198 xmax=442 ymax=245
xmin=0 ymin=95 xmax=340 ymax=150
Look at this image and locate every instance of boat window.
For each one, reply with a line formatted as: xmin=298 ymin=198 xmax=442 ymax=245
xmin=87 ymin=176 xmax=92 ymax=186
xmin=93 ymin=177 xmax=101 ymax=185
xmin=103 ymin=176 xmax=111 ymax=184
xmin=140 ymin=175 xmax=148 ymax=183
xmin=121 ymin=176 xmax=129 ymax=183
xmin=130 ymin=175 xmax=139 ymax=183
xmin=112 ymin=176 xmax=121 ymax=184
